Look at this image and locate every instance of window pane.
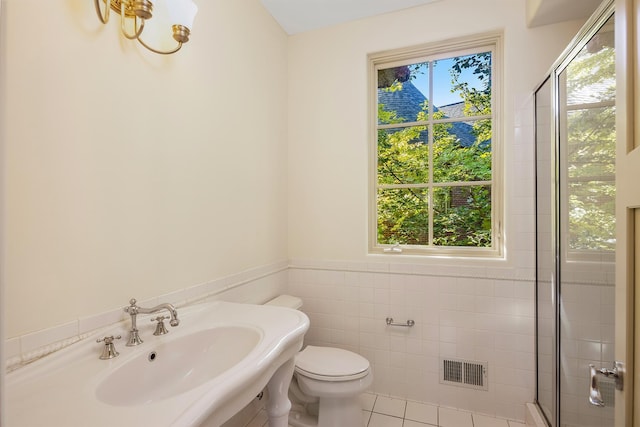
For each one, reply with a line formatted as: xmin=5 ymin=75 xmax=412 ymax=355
xmin=433 ymin=119 xmax=492 ymax=182
xmin=378 ymin=63 xmax=429 ymax=124
xmin=432 ymin=53 xmax=492 ymax=118
xmin=433 ymin=186 xmax=491 ymax=247
xmin=371 ymin=36 xmax=500 ymax=255
xmin=377 ymin=126 xmax=429 ymax=185
xmin=377 ymin=188 xmax=429 ymax=245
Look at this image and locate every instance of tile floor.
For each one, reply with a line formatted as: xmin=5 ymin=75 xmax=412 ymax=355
xmin=242 ymin=394 xmax=527 ymax=427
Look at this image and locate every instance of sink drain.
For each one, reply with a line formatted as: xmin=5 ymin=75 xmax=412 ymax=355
xmin=148 ymin=351 xmax=157 ymax=362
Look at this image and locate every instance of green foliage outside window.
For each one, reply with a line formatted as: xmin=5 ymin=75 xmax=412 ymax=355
xmin=563 ymin=36 xmax=616 ymax=253
xmin=376 ymin=52 xmax=494 ymax=248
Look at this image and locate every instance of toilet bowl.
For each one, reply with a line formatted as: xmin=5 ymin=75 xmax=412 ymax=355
xmin=266 ymin=295 xmax=373 ymax=427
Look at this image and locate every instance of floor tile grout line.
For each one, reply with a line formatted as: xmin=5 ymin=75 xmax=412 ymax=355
xmin=371 ymin=412 xmax=405 ymax=419
xmin=247 ymin=392 xmax=526 ymax=427
xmin=366 ymin=394 xmax=377 ymax=426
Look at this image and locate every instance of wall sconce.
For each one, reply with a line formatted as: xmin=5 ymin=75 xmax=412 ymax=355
xmin=94 ymin=0 xmax=198 ymax=55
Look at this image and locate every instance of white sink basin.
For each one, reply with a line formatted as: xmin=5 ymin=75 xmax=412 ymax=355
xmin=96 ymin=326 xmax=262 ymax=406
xmin=6 ymin=300 xmax=309 ymax=427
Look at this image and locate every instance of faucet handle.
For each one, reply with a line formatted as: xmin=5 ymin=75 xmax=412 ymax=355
xmin=124 ymin=298 xmax=138 ymax=313
xmin=151 ymin=316 xmax=169 ymax=336
xmin=96 ymin=335 xmax=122 ymax=344
xmin=96 ymin=335 xmax=122 ymax=360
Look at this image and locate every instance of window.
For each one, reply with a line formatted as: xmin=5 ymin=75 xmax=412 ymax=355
xmin=369 ymin=33 xmax=503 ymax=257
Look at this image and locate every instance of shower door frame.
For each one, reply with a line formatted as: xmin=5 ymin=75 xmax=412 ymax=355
xmin=534 ymin=1 xmax=616 ymax=426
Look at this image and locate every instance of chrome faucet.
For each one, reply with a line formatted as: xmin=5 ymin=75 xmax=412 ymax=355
xmin=124 ymin=298 xmax=180 ymax=346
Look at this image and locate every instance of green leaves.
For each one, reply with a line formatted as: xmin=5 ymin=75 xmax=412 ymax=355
xmin=376 ymin=52 xmax=493 ymax=248
xmin=563 ymin=41 xmax=616 ymax=252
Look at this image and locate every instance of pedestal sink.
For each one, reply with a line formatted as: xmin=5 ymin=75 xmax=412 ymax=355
xmin=6 ymin=300 xmax=309 ymax=427
xmin=96 ymin=326 xmax=262 ymax=406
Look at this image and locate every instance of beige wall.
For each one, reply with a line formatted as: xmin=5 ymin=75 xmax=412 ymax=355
xmin=1 ymin=0 xmax=289 ymax=337
xmin=286 ymin=0 xmax=583 ymax=264
xmin=1 ymin=0 xmax=588 ymax=339
xmin=284 ymin=5 xmax=586 ymax=416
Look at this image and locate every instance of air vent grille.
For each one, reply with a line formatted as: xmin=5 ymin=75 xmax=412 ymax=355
xmin=440 ymin=357 xmax=488 ymax=390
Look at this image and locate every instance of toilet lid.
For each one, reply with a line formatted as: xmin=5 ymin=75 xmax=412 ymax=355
xmin=295 ymin=346 xmax=370 ymax=382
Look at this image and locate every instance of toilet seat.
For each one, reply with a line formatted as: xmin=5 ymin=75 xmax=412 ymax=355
xmin=295 ymin=345 xmax=370 ymax=382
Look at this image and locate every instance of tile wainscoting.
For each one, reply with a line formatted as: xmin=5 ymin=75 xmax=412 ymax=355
xmin=288 ymin=259 xmax=536 ymax=422
xmin=4 ymin=261 xmax=289 ymax=371
xmin=5 ymin=257 xmax=538 ymax=423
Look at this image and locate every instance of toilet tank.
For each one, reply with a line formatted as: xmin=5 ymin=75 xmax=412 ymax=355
xmin=265 ymin=295 xmax=303 ymax=310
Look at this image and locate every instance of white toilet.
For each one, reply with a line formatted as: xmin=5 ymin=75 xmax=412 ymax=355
xmin=266 ymin=295 xmax=373 ymax=427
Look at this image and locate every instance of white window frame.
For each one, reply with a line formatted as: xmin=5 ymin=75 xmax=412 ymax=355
xmin=368 ymin=32 xmax=504 ymax=258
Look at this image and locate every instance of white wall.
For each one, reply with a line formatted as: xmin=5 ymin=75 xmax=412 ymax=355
xmin=0 ymin=0 xmax=596 ymax=422
xmin=285 ymin=0 xmax=586 ymax=420
xmin=1 ymin=0 xmax=289 ymax=338
xmin=287 ymin=0 xmax=583 ymax=266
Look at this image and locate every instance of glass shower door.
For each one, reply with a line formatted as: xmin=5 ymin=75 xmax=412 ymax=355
xmin=557 ymin=14 xmax=616 ymax=427
xmin=535 ymin=5 xmax=616 ymax=427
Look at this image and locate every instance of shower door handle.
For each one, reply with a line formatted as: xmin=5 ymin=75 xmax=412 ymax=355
xmin=589 ymin=361 xmax=623 ymax=407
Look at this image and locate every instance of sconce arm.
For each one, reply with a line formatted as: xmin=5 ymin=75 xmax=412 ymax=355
xmin=94 ymin=0 xmax=111 ymax=24
xmin=120 ymin=3 xmax=145 ymax=40
xmin=136 ymin=37 xmax=183 ymax=55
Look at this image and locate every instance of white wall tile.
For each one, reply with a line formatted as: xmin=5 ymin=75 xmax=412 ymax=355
xmin=8 ymin=259 xmax=548 ymax=423
xmin=20 ymin=321 xmax=79 ymax=355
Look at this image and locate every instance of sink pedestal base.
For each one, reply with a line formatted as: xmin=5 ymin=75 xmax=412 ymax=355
xmin=266 ymin=357 xmax=295 ymax=427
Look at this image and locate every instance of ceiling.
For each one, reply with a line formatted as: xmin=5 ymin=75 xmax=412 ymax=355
xmin=259 ymin=0 xmax=442 ymax=35
xmin=526 ymin=0 xmax=603 ymax=27
xmin=259 ymin=0 xmax=603 ymax=35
